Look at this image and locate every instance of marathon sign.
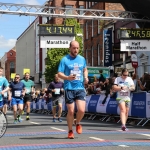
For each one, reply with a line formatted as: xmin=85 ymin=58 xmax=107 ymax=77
xmin=40 ymin=36 xmax=75 ymax=48
xmin=121 ymin=40 xmax=150 ymax=51
xmin=103 ymin=29 xmax=112 ymax=66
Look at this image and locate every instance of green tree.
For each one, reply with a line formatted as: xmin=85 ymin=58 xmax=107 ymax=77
xmin=44 ymin=18 xmax=83 ymax=83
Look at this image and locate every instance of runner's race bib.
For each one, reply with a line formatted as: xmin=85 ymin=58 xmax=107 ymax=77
xmin=15 ymin=91 xmax=21 ymax=97
xmin=55 ymin=88 xmax=60 ymax=95
xmin=120 ymin=92 xmax=128 ymax=96
xmin=26 ymin=88 xmax=31 ymax=93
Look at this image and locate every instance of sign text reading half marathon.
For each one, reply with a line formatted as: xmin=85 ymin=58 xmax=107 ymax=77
xmin=121 ymin=40 xmax=150 ymax=51
xmin=38 ymin=24 xmax=75 ymax=36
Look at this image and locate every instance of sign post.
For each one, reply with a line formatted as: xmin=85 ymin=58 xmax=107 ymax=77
xmin=131 ymin=54 xmax=138 ymax=74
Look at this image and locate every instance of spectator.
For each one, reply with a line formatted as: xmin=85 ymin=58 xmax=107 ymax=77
xmin=99 ymin=70 xmax=106 ymax=83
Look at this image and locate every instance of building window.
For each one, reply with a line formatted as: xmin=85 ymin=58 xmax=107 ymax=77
xmin=10 ymin=62 xmax=15 ymax=68
xmin=86 ymin=21 xmax=88 ymax=39
xmin=86 ymin=2 xmax=88 ymax=9
xmin=128 ymin=51 xmax=131 ymax=56
xmin=65 ymin=5 xmax=73 ymax=14
xmin=10 ymin=62 xmax=15 ymax=74
xmin=88 ymin=2 xmax=91 ymax=8
xmin=97 ymin=44 xmax=100 ymax=66
xmin=92 ymin=2 xmax=94 ymax=6
xmin=92 ymin=20 xmax=94 ymax=37
xmin=91 ymin=46 xmax=93 ymax=66
xmin=79 ymin=5 xmax=84 ymax=15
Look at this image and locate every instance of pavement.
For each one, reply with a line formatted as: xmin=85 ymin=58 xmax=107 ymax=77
xmin=0 ymin=111 xmax=150 ymax=150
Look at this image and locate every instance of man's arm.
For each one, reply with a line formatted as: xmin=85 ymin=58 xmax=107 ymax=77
xmin=128 ymin=85 xmax=135 ymax=91
xmin=8 ymin=88 xmax=12 ymax=101
xmin=83 ymin=68 xmax=88 ymax=84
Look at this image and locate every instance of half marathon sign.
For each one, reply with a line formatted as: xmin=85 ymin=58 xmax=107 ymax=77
xmin=38 ymin=24 xmax=75 ymax=36
xmin=40 ymin=36 xmax=75 ymax=48
xmin=121 ymin=40 xmax=149 ymax=51
xmin=103 ymin=29 xmax=112 ymax=66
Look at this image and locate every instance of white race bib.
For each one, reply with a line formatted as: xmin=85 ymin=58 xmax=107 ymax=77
xmin=120 ymin=91 xmax=128 ymax=96
xmin=55 ymin=88 xmax=60 ymax=94
xmin=15 ymin=91 xmax=21 ymax=97
xmin=26 ymin=88 xmax=31 ymax=93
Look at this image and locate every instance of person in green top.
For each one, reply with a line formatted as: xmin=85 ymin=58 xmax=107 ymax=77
xmin=21 ymin=72 xmax=34 ymax=120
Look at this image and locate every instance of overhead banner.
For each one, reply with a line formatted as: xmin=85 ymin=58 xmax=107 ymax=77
xmin=121 ymin=40 xmax=150 ymax=51
xmin=40 ymin=36 xmax=75 ymax=48
xmin=103 ymin=29 xmax=112 ymax=66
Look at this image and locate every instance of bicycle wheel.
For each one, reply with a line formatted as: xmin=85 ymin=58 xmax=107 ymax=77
xmin=0 ymin=111 xmax=7 ymax=138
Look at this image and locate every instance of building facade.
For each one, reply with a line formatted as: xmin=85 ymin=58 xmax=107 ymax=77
xmin=84 ymin=2 xmax=137 ymax=76
xmin=15 ymin=0 xmax=84 ymax=88
xmin=0 ymin=49 xmax=16 ymax=80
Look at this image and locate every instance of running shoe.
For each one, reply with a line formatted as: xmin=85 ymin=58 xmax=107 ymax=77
xmin=26 ymin=116 xmax=30 ymax=121
xmin=58 ymin=118 xmax=62 ymax=122
xmin=14 ymin=119 xmax=18 ymax=124
xmin=17 ymin=116 xmax=22 ymax=122
xmin=76 ymin=124 xmax=82 ymax=134
xmin=52 ymin=118 xmax=56 ymax=122
xmin=68 ymin=130 xmax=74 ymax=139
xmin=121 ymin=125 xmax=128 ymax=131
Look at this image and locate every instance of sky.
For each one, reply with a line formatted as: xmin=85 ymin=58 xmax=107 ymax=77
xmin=0 ymin=0 xmax=46 ymax=57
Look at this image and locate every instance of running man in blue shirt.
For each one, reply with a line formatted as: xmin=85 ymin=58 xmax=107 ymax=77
xmin=9 ymin=74 xmax=26 ymax=124
xmin=0 ymin=67 xmax=9 ymax=114
xmin=58 ymin=41 xmax=88 ymax=139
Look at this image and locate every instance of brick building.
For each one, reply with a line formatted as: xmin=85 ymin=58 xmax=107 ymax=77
xmin=84 ymin=2 xmax=135 ymax=73
xmin=0 ymin=49 xmax=16 ymax=80
xmin=45 ymin=0 xmax=84 ymax=25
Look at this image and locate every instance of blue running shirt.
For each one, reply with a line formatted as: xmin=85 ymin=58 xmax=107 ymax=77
xmin=0 ymin=77 xmax=9 ymax=101
xmin=58 ymin=54 xmax=86 ymax=90
xmin=9 ymin=82 xmax=25 ymax=98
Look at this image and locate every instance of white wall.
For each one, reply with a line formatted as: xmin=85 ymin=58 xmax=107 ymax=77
xmin=16 ymin=23 xmax=35 ymax=78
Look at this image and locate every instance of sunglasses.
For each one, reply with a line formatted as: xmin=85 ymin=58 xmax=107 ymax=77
xmin=122 ymin=74 xmax=128 ymax=76
xmin=15 ymin=77 xmax=20 ymax=79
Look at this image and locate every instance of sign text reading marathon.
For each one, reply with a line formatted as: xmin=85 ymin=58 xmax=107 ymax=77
xmin=47 ymin=40 xmax=69 ymax=44
xmin=39 ymin=25 xmax=75 ymax=36
xmin=126 ymin=42 xmax=147 ymax=50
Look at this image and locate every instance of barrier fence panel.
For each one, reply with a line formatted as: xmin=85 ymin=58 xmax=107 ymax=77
xmin=30 ymin=91 xmax=150 ymax=126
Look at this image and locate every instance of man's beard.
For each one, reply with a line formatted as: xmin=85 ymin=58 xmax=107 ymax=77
xmin=70 ymin=51 xmax=77 ymax=57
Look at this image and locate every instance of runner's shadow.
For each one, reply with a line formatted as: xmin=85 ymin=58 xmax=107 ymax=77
xmin=20 ymin=137 xmax=77 ymax=140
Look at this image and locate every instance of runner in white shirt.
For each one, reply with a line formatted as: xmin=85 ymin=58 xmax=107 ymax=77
xmin=113 ymin=68 xmax=135 ymax=131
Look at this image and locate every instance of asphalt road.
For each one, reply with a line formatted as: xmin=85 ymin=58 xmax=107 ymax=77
xmin=0 ymin=111 xmax=150 ymax=150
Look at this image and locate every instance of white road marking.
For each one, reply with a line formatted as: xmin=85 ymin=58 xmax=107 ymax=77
xmin=138 ymin=133 xmax=150 ymax=137
xmin=50 ymin=127 xmax=66 ymax=131
xmin=30 ymin=122 xmax=41 ymax=125
xmin=118 ymin=145 xmax=129 ymax=147
xmin=89 ymin=137 xmax=105 ymax=141
xmin=7 ymin=116 xmax=13 ymax=118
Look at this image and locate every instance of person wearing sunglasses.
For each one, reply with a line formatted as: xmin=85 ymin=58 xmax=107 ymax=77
xmin=113 ymin=68 xmax=135 ymax=131
xmin=8 ymin=74 xmax=26 ymax=124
